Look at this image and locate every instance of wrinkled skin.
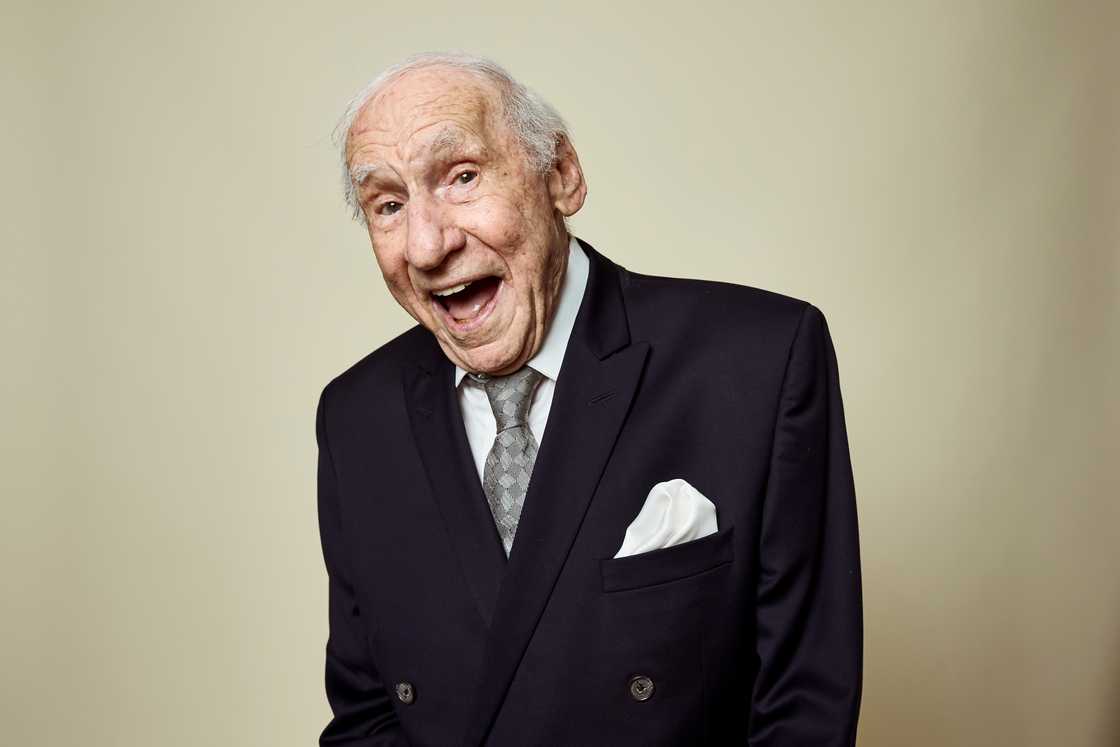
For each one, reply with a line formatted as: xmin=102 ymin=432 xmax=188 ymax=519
xmin=345 ymin=65 xmax=587 ymax=375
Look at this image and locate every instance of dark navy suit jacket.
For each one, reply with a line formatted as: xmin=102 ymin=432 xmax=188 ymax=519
xmin=315 ymin=238 xmax=863 ymax=745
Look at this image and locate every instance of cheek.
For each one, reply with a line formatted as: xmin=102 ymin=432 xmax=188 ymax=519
xmin=461 ymin=197 xmax=526 ymax=248
xmin=370 ymin=240 xmax=412 ymax=291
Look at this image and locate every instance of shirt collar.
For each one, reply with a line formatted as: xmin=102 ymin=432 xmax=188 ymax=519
xmin=454 ymin=234 xmax=589 ymax=387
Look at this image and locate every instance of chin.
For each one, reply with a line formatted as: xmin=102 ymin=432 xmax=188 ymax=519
xmin=451 ymin=335 xmax=529 ymax=375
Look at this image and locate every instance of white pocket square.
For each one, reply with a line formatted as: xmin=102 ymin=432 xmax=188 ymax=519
xmin=613 ymin=478 xmax=718 ymax=558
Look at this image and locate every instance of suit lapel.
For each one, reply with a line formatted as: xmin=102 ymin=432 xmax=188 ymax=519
xmin=403 ymin=340 xmax=506 ymax=627
xmin=462 ymin=239 xmax=650 ymax=746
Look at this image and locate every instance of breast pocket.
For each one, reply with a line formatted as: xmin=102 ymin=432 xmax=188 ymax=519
xmin=599 ymin=525 xmax=735 ymax=593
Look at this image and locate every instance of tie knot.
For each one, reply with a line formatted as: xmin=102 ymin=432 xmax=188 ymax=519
xmin=473 ymin=366 xmax=544 ymax=432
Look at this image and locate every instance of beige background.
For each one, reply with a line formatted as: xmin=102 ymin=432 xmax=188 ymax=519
xmin=4 ymin=1 xmax=1117 ymax=745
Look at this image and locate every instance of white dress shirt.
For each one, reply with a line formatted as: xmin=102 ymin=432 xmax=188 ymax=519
xmin=454 ymin=235 xmax=590 ymax=483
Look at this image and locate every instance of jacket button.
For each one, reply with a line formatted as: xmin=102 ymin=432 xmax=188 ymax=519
xmin=628 ymin=674 xmax=655 ymax=702
xmin=395 ymin=681 xmax=415 ymax=704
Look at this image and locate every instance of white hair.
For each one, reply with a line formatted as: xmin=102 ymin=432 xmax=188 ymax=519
xmin=333 ymin=51 xmax=570 ymax=224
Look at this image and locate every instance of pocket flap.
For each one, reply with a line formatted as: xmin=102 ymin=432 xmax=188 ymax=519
xmin=600 ymin=525 xmax=735 ymax=592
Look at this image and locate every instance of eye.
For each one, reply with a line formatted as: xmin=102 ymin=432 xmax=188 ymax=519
xmin=454 ymin=170 xmax=477 ymax=185
xmin=377 ymin=201 xmax=403 ymax=216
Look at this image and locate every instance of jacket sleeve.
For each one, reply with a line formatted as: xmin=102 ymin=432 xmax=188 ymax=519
xmin=748 ymin=303 xmax=864 ymax=746
xmin=316 ymin=383 xmax=409 ymax=746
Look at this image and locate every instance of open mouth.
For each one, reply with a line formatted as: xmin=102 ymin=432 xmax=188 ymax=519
xmin=431 ymin=275 xmax=503 ymax=329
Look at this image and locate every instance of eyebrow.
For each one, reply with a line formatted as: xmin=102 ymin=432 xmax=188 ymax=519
xmin=349 ymin=163 xmax=383 ymax=189
xmin=429 ymin=126 xmax=466 ymax=156
xmin=427 ymin=126 xmax=489 ymax=164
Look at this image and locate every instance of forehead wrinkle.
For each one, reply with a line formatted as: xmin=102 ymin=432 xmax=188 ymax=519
xmin=361 ymin=81 xmax=487 ymax=141
xmin=391 ymin=75 xmax=497 ymax=143
xmin=347 ymin=74 xmax=503 ymax=182
xmin=391 ymin=70 xmax=497 ymax=124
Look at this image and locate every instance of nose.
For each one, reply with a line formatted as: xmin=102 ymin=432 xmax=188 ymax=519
xmin=404 ymin=193 xmax=466 ymax=271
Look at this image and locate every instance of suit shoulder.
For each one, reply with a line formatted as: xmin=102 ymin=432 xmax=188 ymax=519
xmin=617 ymin=265 xmax=814 ymax=337
xmin=317 ymin=323 xmax=431 ymax=407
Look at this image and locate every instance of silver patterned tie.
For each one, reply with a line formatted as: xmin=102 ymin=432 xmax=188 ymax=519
xmin=470 ymin=366 xmax=545 ymax=557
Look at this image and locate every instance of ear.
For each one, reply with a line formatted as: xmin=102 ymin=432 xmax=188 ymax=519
xmin=547 ymin=134 xmax=587 ymax=218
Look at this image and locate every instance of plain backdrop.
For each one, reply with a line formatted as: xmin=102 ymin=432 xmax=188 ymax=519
xmin=3 ymin=1 xmax=1117 ymax=745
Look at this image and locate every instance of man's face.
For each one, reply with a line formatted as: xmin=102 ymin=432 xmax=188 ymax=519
xmin=345 ymin=66 xmax=586 ymax=375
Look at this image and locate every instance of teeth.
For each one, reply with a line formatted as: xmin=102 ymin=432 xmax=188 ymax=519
xmin=432 ymin=282 xmax=470 ymax=297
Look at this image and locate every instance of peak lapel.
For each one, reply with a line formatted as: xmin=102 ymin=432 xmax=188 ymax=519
xmin=462 ymin=239 xmax=651 ymax=746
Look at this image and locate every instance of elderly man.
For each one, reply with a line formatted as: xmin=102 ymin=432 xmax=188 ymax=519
xmin=315 ymin=52 xmax=862 ymax=746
